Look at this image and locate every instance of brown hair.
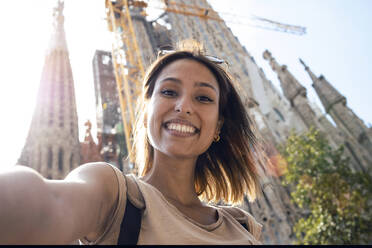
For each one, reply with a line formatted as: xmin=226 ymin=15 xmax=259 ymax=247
xmin=132 ymin=42 xmax=264 ymax=204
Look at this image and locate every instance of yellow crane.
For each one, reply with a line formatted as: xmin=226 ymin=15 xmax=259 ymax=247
xmin=105 ymin=0 xmax=306 ymax=170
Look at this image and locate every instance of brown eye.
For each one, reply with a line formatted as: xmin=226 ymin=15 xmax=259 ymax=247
xmin=196 ymin=95 xmax=213 ymax=103
xmin=161 ymin=89 xmax=177 ymax=97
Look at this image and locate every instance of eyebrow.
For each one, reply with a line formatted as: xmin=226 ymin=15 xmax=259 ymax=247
xmin=195 ymin=82 xmax=217 ymax=92
xmin=160 ymin=77 xmax=217 ymax=92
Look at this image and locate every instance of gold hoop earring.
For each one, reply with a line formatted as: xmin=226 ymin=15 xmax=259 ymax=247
xmin=214 ymin=134 xmax=220 ymax=142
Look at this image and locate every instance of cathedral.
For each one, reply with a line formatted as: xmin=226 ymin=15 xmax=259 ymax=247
xmin=18 ymin=1 xmax=80 ymax=179
xmin=18 ymin=0 xmax=371 ymax=244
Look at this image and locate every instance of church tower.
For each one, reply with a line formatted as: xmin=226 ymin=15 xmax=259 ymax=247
xmin=300 ymin=59 xmax=372 ymax=152
xmin=300 ymin=59 xmax=372 ymax=172
xmin=262 ymin=50 xmax=370 ymax=173
xmin=263 ymin=50 xmax=321 ymax=129
xmin=17 ymin=0 xmax=80 ymax=179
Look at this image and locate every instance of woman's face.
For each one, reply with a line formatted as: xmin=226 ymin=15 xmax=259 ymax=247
xmin=146 ymin=58 xmax=221 ymax=160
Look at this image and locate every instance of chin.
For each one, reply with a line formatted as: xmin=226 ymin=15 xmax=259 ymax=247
xmin=159 ymin=147 xmax=198 ymax=160
xmin=167 ymin=151 xmax=197 ymax=160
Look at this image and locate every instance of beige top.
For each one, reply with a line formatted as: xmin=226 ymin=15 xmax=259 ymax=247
xmin=80 ymin=164 xmax=262 ymax=245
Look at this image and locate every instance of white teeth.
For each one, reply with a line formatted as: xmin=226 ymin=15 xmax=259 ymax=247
xmin=167 ymin=123 xmax=196 ymax=133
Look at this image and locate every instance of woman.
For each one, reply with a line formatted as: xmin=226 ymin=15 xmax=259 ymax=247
xmin=0 ymin=42 xmax=265 ymax=245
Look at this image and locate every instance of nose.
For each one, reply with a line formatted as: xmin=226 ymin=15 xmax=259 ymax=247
xmin=175 ymin=96 xmax=193 ymax=115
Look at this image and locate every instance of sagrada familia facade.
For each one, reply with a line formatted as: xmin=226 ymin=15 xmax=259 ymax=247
xmin=17 ymin=1 xmax=80 ymax=179
xmin=18 ymin=0 xmax=372 ymax=244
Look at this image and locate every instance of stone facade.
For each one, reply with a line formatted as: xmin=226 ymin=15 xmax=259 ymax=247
xmin=18 ymin=1 xmax=80 ymax=179
xmin=96 ymin=0 xmax=371 ymax=244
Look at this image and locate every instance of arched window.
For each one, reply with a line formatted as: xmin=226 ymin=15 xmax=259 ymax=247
xmin=37 ymin=146 xmax=41 ymax=171
xmin=273 ymin=107 xmax=285 ymax=122
xmin=58 ymin=148 xmax=64 ymax=172
xmin=47 ymin=147 xmax=53 ymax=169
xmin=70 ymin=153 xmax=74 ymax=170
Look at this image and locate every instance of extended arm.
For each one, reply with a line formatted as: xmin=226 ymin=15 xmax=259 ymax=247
xmin=0 ymin=163 xmax=118 ymax=244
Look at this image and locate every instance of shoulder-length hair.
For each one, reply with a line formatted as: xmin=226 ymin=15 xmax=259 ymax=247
xmin=132 ymin=43 xmax=265 ymax=204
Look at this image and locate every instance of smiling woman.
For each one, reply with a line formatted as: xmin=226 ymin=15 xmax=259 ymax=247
xmin=116 ymin=41 xmax=266 ymax=244
xmin=133 ymin=42 xmax=265 ymax=204
xmin=0 ymin=40 xmax=266 ymax=245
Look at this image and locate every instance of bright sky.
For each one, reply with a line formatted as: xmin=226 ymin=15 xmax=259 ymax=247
xmin=0 ymin=0 xmax=371 ymax=168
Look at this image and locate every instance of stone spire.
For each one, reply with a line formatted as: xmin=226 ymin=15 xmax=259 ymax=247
xmin=263 ymin=52 xmax=371 ymax=173
xmin=300 ymin=58 xmax=346 ymax=113
xmin=48 ymin=0 xmax=68 ymax=54
xmin=299 ymin=58 xmax=318 ymax=83
xmin=263 ymin=50 xmax=307 ymax=106
xmin=18 ymin=0 xmax=80 ymax=179
xmin=263 ymin=50 xmax=322 ymax=129
xmin=300 ymin=59 xmax=372 ymax=155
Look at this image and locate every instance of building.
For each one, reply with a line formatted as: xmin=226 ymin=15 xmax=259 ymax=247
xmin=17 ymin=0 xmax=80 ymax=179
xmin=262 ymin=50 xmax=372 ymax=174
xmin=300 ymin=58 xmax=372 ymax=172
xmin=92 ymin=50 xmax=129 ymax=172
xmin=104 ymin=0 xmax=371 ymax=244
xmin=80 ymin=120 xmax=103 ymax=164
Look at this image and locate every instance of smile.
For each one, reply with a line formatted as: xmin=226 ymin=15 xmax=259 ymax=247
xmin=167 ymin=123 xmax=196 ymax=133
xmin=163 ymin=120 xmax=200 ymax=135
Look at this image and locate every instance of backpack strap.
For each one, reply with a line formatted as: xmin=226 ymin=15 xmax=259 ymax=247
xmin=117 ymin=199 xmax=142 ymax=245
xmin=240 ymin=222 xmax=250 ymax=232
xmin=117 ymin=174 xmax=145 ymax=245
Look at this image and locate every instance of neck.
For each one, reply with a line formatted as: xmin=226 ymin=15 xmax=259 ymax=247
xmin=142 ymin=151 xmax=201 ymax=206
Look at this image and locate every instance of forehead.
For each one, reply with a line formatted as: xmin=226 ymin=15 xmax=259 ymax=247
xmin=155 ymin=58 xmax=219 ymax=89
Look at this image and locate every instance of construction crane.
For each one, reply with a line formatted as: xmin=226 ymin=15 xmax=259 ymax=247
xmin=105 ymin=0 xmax=306 ymax=170
xmin=106 ymin=0 xmax=145 ymax=169
xmin=146 ymin=0 xmax=306 ymax=35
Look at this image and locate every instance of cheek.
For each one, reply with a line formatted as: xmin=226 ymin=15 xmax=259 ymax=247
xmin=147 ymin=98 xmax=163 ymax=125
xmin=146 ymin=97 xmax=166 ymax=143
xmin=202 ymin=110 xmax=220 ymax=139
xmin=146 ymin=101 xmax=157 ymax=136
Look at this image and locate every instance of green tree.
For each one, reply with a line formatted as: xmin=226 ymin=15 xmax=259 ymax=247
xmin=280 ymin=128 xmax=372 ymax=245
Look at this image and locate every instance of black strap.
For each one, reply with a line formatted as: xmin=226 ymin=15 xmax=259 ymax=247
xmin=241 ymin=222 xmax=250 ymax=233
xmin=117 ymin=199 xmax=142 ymax=245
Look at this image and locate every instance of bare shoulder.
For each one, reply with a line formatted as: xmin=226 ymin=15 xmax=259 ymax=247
xmin=63 ymin=162 xmax=121 ymax=216
xmin=65 ymin=162 xmax=118 ymax=184
xmin=50 ymin=162 xmax=121 ymax=242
